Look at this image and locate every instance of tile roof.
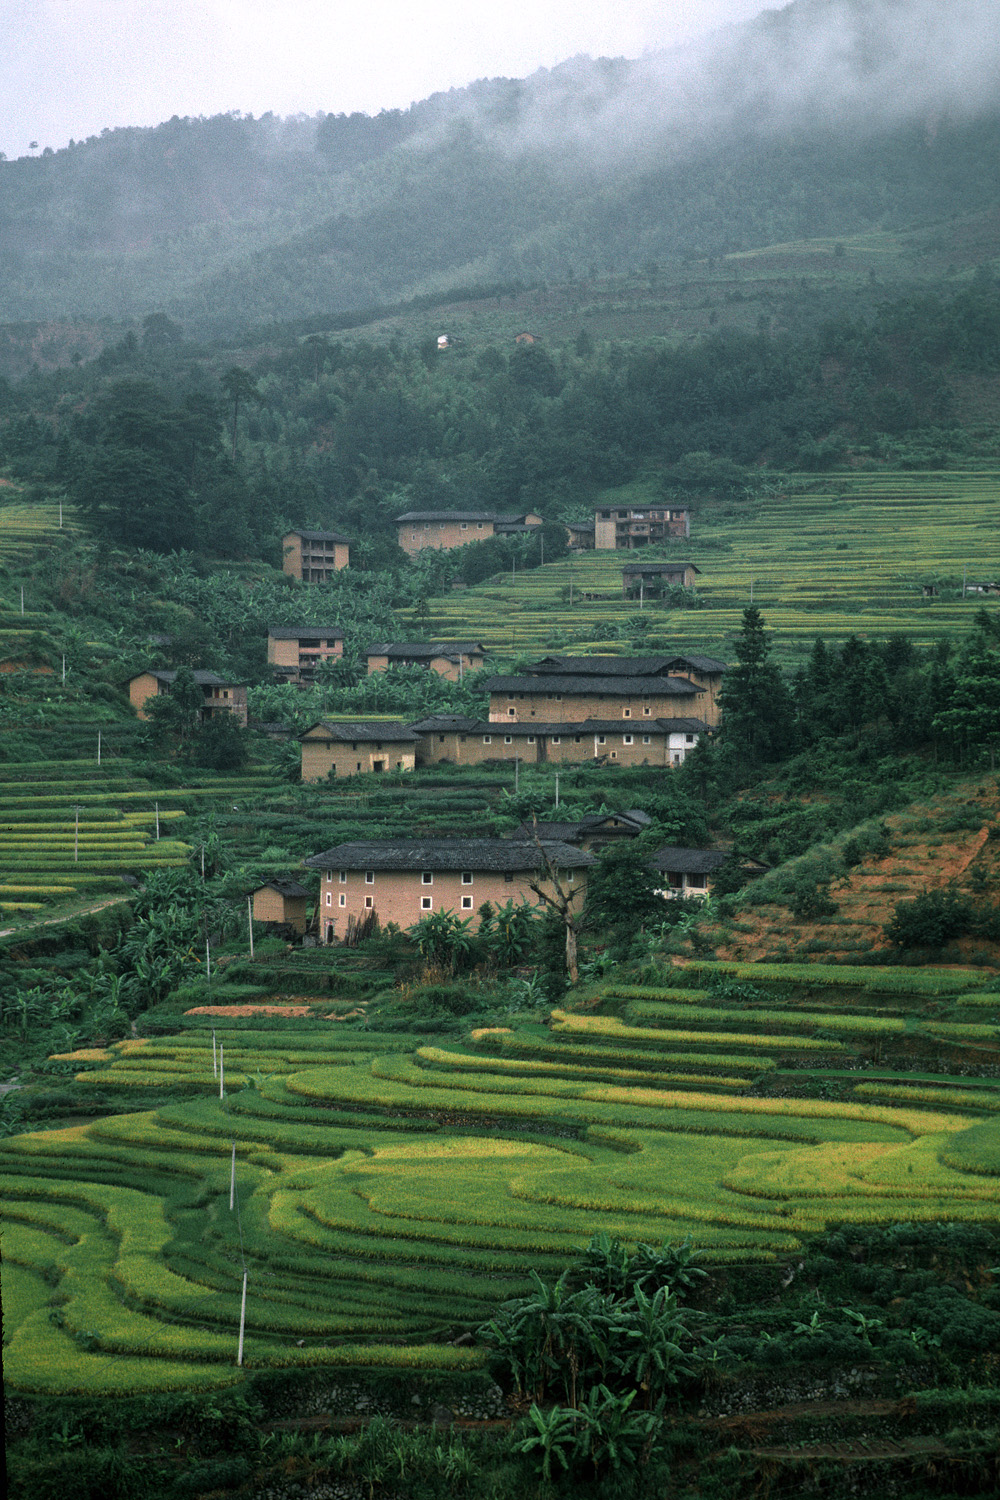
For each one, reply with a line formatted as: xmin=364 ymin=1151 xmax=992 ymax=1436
xmin=621 ymin=561 xmax=701 ymax=575
xmin=300 ymin=720 xmax=420 ymax=743
xmin=525 ymin=653 xmax=724 ymax=676
xmin=651 ymin=846 xmax=728 ymax=874
xmin=395 ymin=510 xmax=497 ymax=523
xmin=285 ymin=528 xmax=353 ymax=543
xmin=485 ymin=674 xmax=703 ymax=698
xmin=255 ymin=877 xmax=311 ymax=898
xmin=268 ymin=626 xmax=345 ymax=640
xmin=367 ymin=641 xmax=486 ymax=659
xmin=303 ymin=838 xmax=595 ymax=872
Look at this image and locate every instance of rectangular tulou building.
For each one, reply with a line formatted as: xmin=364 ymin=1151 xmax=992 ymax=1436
xmin=304 ymin=837 xmax=594 ymax=942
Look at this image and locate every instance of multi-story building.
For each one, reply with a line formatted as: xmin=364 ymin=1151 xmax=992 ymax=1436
xmin=484 ymin=653 xmax=726 ymax=727
xmin=128 ymin=670 xmax=248 ymax=725
xmin=395 ymin=510 xmax=542 ymax=555
xmin=365 ymin=641 xmax=487 ymax=681
xmin=299 ymin=721 xmax=418 ymax=781
xmin=303 ymin=837 xmax=593 ymax=943
xmin=594 ymin=505 xmax=690 ymax=549
xmin=282 ymin=529 xmax=352 ymax=582
xmin=267 ymin=627 xmax=344 ymax=684
xmin=410 ymin=714 xmax=707 ymax=768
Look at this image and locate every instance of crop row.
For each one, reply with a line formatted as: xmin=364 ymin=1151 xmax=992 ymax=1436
xmin=550 ymin=1010 xmax=844 ymax=1052
xmin=622 ymin=997 xmax=906 ymax=1035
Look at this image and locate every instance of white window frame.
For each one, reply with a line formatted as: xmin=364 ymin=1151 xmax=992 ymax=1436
xmin=461 ymin=895 xmax=473 ymax=910
xmin=421 ymin=871 xmax=434 ymax=885
xmin=483 ymin=735 xmax=492 ymax=744
xmin=339 ymin=870 xmax=347 ymax=883
xmin=365 ymin=895 xmax=374 ymax=908
xmin=623 ymin=734 xmax=633 ymax=745
xmin=421 ymin=896 xmax=433 ymax=910
xmin=461 ymin=872 xmax=474 ymax=885
xmin=365 ymin=870 xmax=375 ymax=884
xmin=325 ymin=892 xmax=332 ymax=906
xmin=339 ymin=893 xmax=346 ymax=907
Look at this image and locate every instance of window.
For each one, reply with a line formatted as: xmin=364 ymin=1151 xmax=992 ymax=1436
xmin=461 ymin=872 xmax=473 ymax=885
xmin=421 ymin=871 xmax=433 ymax=885
xmin=461 ymin=522 xmax=468 ymax=530
xmin=339 ymin=870 xmax=347 ymax=883
xmin=326 ymin=871 xmax=333 ymax=884
xmin=623 ymin=735 xmax=633 ymax=745
xmin=623 ymin=708 xmax=631 ymax=718
xmin=527 ymin=736 xmax=536 ymax=744
xmin=574 ymin=735 xmax=582 ymax=744
xmin=439 ymin=735 xmax=445 ymax=743
xmin=686 ymin=734 xmax=695 ymax=744
xmin=566 ymin=871 xmax=574 ymax=883
xmin=504 ymin=735 xmax=513 ymax=745
xmin=365 ymin=895 xmax=374 ymax=908
xmin=551 ymin=736 xmax=561 ymax=745
xmin=461 ymin=895 xmax=473 ymax=910
xmin=643 ymin=705 xmax=651 ymax=716
xmin=339 ymin=894 xmax=346 ymax=907
xmin=325 ymin=892 xmax=332 ymax=906
xmin=365 ymin=871 xmax=375 ymax=884
xmin=483 ymin=735 xmax=492 ymax=744
xmin=508 ymin=708 xmax=516 ymax=717
xmin=689 ymin=873 xmax=707 ymax=889
xmin=642 ymin=735 xmax=651 ymax=745
xmin=597 ymin=735 xmax=606 ymax=745
xmin=504 ymin=873 xmax=514 ymax=883
xmin=477 ymin=522 xmax=484 ymax=529
xmin=421 ymin=896 xmax=433 ymax=910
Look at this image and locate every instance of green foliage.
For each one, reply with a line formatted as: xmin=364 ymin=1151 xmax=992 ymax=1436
xmin=885 ymin=885 xmax=975 ymax=951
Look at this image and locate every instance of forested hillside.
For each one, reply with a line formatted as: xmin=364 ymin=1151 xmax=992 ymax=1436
xmin=2 ymin=0 xmax=999 ymax=336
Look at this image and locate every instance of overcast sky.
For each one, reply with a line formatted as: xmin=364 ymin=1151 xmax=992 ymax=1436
xmin=0 ymin=0 xmax=769 ymax=160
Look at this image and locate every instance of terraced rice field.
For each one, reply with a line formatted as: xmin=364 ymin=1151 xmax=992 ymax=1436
xmin=3 ymin=962 xmax=999 ymax=1394
xmin=396 ymin=470 xmax=1000 ymax=658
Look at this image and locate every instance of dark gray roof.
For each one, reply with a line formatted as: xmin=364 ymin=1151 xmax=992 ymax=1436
xmin=255 ymin=877 xmax=310 ymax=899
xmin=300 ymin=720 xmax=419 ymax=743
xmin=622 ymin=562 xmax=701 ymax=575
xmin=526 ymin=653 xmax=723 ymax=676
xmin=268 ymin=625 xmax=344 ymax=640
xmin=566 ymin=520 xmax=596 ymax=532
xmin=285 ymin=528 xmax=352 ymax=543
xmin=411 ymin=717 xmax=708 ymax=736
xmin=395 ymin=510 xmax=497 ymax=523
xmin=304 ymin=838 xmax=595 ymax=873
xmin=515 ymin=811 xmax=653 ymax=842
xmin=651 ymin=847 xmax=728 ymax=874
xmin=368 ymin=641 xmax=486 ymax=659
xmin=485 ymin=674 xmax=702 ymax=698
xmin=139 ymin=669 xmax=232 ymax=687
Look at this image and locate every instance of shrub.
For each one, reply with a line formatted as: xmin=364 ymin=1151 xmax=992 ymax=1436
xmin=885 ymin=886 xmax=974 ymax=950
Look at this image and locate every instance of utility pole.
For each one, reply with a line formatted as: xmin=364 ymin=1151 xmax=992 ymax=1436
xmin=97 ymin=731 xmax=101 ymax=766
xmin=154 ymin=801 xmax=160 ymax=840
xmin=515 ymin=753 xmax=519 ymax=793
xmin=237 ymin=1269 xmax=248 ymax=1366
xmin=554 ymin=773 xmax=560 ymax=808
xmin=247 ymin=897 xmax=254 ymax=959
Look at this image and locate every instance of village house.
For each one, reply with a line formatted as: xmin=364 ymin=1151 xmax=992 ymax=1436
xmin=565 ymin=520 xmax=596 ymax=551
xmin=128 ymin=669 xmax=248 ymax=725
xmin=513 ymin=810 xmax=653 ymax=849
xmin=303 ymin=837 xmax=594 ymax=943
xmin=299 ymin=721 xmax=418 ymax=782
xmin=365 ymin=641 xmax=487 ymax=681
xmin=594 ymin=504 xmax=691 ymax=549
xmin=651 ymin=846 xmax=768 ymax=899
xmin=251 ymin=878 xmax=311 ymax=935
xmin=282 ymin=529 xmax=352 ymax=582
xmin=410 ymin=714 xmax=707 ymax=768
xmin=622 ymin=561 xmax=701 ymax=597
xmin=267 ymin=626 xmax=344 ymax=684
xmin=483 ymin=652 xmax=726 ymax=727
xmin=395 ymin=510 xmax=543 ymax=555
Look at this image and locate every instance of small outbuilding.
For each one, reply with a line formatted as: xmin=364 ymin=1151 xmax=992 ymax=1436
xmin=622 ymin=561 xmax=701 ymax=597
xmin=252 ymin=878 xmax=311 ymax=935
xmin=299 ymin=720 xmax=419 ymax=782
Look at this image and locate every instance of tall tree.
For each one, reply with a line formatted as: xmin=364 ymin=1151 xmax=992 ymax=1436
xmin=716 ymin=606 xmax=796 ymax=777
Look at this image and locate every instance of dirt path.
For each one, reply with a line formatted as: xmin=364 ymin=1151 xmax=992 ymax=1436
xmin=0 ymin=893 xmax=130 ymax=941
